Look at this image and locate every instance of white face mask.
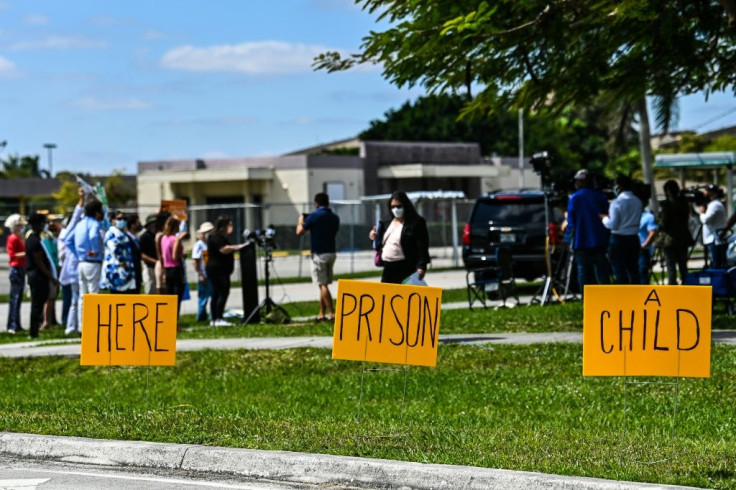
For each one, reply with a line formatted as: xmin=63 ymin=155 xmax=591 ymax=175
xmin=391 ymin=206 xmax=404 ymax=219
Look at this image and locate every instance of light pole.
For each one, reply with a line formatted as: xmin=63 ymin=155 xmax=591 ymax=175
xmin=43 ymin=143 xmax=56 ymax=177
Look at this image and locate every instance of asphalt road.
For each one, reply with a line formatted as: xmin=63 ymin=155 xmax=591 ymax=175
xmin=0 ymin=456 xmax=331 ymax=490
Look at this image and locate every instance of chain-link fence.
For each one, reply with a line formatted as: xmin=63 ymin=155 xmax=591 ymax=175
xmin=1 ymin=198 xmax=475 ymax=274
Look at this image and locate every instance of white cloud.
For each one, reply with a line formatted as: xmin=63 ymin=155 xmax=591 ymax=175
xmin=71 ymin=97 xmax=152 ymax=111
xmin=9 ymin=36 xmax=107 ymax=51
xmin=24 ymin=14 xmax=50 ymax=26
xmin=168 ymin=116 xmax=259 ymax=126
xmin=0 ymin=55 xmax=17 ymax=77
xmin=161 ymin=41 xmax=333 ymax=74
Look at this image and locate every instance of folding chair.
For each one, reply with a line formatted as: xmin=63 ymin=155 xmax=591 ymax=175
xmin=466 ymin=247 xmax=519 ymax=309
xmin=684 ymin=267 xmax=736 ymax=314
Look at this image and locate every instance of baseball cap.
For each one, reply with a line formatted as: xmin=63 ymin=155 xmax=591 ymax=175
xmin=574 ymin=169 xmax=590 ymax=180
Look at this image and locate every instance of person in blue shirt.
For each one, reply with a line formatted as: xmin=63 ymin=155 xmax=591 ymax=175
xmin=602 ymin=175 xmax=643 ymax=284
xmin=296 ymin=192 xmax=340 ymax=321
xmin=567 ymin=169 xmax=611 ymax=293
xmin=638 ymin=201 xmax=659 ymax=284
xmin=66 ymin=199 xmax=104 ymax=332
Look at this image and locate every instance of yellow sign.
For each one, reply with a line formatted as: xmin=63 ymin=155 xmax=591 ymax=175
xmin=583 ymin=286 xmax=711 ymax=378
xmin=81 ymin=294 xmax=178 ymax=366
xmin=160 ymin=200 xmax=188 ymax=221
xmin=332 ymin=280 xmax=442 ymax=367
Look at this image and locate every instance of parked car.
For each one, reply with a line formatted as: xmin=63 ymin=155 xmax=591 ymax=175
xmin=462 ymin=190 xmax=565 ymax=280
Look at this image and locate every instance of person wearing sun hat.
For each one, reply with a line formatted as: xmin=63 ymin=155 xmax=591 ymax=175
xmin=5 ymin=214 xmax=28 ymax=334
xmin=191 ymin=221 xmax=214 ymax=322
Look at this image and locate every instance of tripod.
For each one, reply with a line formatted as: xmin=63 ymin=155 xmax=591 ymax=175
xmin=531 ymin=192 xmax=570 ymax=305
xmin=243 ymin=245 xmax=291 ymax=324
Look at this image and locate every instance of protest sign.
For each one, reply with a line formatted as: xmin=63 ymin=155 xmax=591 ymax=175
xmin=160 ymin=200 xmax=188 ymax=221
xmin=332 ymin=279 xmax=442 ymax=367
xmin=583 ymin=286 xmax=711 ymax=377
xmin=81 ymin=294 xmax=178 ymax=366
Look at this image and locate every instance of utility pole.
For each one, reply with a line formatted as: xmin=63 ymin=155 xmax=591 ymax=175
xmin=518 ymin=109 xmax=525 ymax=188
xmin=43 ymin=143 xmax=56 ymax=177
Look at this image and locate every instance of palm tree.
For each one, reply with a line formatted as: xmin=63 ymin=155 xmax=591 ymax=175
xmin=0 ymin=154 xmax=49 ymax=179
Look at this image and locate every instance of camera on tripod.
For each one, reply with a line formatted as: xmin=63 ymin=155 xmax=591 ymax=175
xmin=243 ymin=225 xmax=277 ymax=250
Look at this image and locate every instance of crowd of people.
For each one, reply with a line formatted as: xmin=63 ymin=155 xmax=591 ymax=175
xmin=4 ymin=186 xmax=249 ymax=337
xmin=17 ymin=174 xmax=729 ymax=337
xmin=566 ymin=169 xmax=735 ymax=293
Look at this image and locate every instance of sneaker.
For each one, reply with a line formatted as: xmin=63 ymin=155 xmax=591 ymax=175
xmin=213 ymin=319 xmax=231 ymax=327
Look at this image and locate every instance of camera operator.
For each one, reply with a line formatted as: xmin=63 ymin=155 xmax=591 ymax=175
xmin=296 ymin=192 xmax=340 ymax=322
xmin=206 ymin=216 xmax=247 ymax=327
xmin=698 ymin=184 xmax=728 ymax=268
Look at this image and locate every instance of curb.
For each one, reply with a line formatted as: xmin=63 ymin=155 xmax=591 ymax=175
xmin=0 ymin=432 xmax=691 ymax=489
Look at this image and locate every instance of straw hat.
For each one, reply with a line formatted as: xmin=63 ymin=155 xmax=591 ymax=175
xmin=197 ymin=221 xmax=215 ymax=234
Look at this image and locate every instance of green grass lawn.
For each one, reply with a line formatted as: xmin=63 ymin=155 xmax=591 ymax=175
xmin=0 ymin=344 xmax=734 ymax=488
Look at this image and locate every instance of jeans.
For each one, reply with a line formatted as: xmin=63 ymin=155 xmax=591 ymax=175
xmin=708 ymin=242 xmax=728 ymax=269
xmin=7 ymin=266 xmax=25 ymax=332
xmin=664 ymin=246 xmax=689 ymax=285
xmin=65 ymin=282 xmax=80 ymax=333
xmin=575 ymin=247 xmax=611 ymax=294
xmin=608 ymin=234 xmax=640 ymax=284
xmin=197 ymin=278 xmax=212 ymax=322
xmin=27 ymin=270 xmax=50 ymax=338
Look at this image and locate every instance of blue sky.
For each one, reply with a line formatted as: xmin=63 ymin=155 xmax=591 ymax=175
xmin=0 ymin=0 xmax=735 ymax=176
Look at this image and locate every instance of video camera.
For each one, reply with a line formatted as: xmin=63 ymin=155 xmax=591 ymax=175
xmin=680 ymin=186 xmax=708 ymax=207
xmin=243 ymin=225 xmax=277 ymax=249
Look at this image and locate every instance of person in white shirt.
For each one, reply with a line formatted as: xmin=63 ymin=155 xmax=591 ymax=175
xmin=698 ymin=184 xmax=728 ymax=268
xmin=58 ymin=188 xmax=85 ymax=335
xmin=601 ymin=175 xmax=642 ymax=284
xmin=191 ymin=221 xmax=214 ymax=323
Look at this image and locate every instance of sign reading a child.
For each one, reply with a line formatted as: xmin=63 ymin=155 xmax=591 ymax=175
xmin=583 ymin=286 xmax=711 ymax=378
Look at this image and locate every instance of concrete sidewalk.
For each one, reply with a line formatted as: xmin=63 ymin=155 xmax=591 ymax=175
xmin=2 ymin=331 xmax=734 ymax=359
xmin=0 ymin=432 xmax=694 ymax=489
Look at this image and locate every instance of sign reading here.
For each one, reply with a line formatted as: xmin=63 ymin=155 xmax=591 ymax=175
xmin=81 ymin=294 xmax=178 ymax=366
xmin=583 ymin=286 xmax=711 ymax=378
xmin=332 ymin=280 xmax=442 ymax=367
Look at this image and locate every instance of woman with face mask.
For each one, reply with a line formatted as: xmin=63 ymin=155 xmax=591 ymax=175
xmin=100 ymin=211 xmax=137 ymax=294
xmin=368 ymin=191 xmax=431 ymax=284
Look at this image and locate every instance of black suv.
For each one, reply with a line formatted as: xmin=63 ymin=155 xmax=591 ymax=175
xmin=462 ymin=190 xmax=564 ymax=280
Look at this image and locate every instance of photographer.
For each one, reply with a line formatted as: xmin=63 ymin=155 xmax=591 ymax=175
xmin=296 ymin=192 xmax=340 ymax=322
xmin=206 ymin=216 xmax=247 ymax=327
xmin=698 ymin=184 xmax=728 ymax=268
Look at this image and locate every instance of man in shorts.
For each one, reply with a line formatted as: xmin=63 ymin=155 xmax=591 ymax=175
xmin=296 ymin=192 xmax=340 ymax=321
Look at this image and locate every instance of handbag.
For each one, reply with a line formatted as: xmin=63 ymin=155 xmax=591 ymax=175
xmin=374 ymin=249 xmax=383 ymax=267
xmin=653 ymin=230 xmax=674 ymax=249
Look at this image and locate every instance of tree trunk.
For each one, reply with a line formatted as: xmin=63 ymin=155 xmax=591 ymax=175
xmin=637 ymin=97 xmax=658 ymax=214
